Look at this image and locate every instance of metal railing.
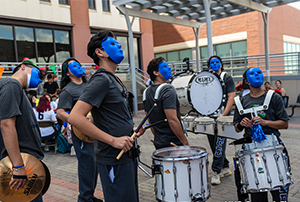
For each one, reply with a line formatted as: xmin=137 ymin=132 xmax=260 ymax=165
xmin=1 ymin=52 xmax=300 ymax=80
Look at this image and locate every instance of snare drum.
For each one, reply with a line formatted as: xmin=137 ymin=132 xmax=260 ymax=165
xmin=194 ymin=117 xmax=215 ymax=135
xmin=217 ymin=116 xmax=243 ymax=140
xmin=171 ymin=70 xmax=225 ymax=116
xmin=236 ymin=135 xmax=292 ymax=193
xmin=152 ymin=146 xmax=210 ymax=202
xmin=181 ymin=116 xmax=195 ymax=132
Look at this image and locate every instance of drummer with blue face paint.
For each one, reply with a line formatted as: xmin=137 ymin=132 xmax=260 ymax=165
xmin=233 ymin=67 xmax=291 ymax=202
xmin=207 ymin=56 xmax=236 ymax=185
xmin=141 ymin=57 xmax=189 ymax=150
xmin=68 ymin=30 xmax=145 ymax=202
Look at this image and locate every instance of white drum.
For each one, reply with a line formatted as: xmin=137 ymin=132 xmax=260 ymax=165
xmin=171 ymin=70 xmax=225 ymax=116
xmin=152 ymin=146 xmax=210 ymax=202
xmin=194 ymin=117 xmax=215 ymax=135
xmin=217 ymin=116 xmax=243 ymax=140
xmin=236 ymin=135 xmax=292 ymax=193
xmin=181 ymin=116 xmax=196 ymax=132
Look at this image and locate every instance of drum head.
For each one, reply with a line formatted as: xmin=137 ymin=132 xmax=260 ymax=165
xmin=190 ymin=70 xmax=225 ymax=116
xmin=152 ymin=146 xmax=207 ymax=161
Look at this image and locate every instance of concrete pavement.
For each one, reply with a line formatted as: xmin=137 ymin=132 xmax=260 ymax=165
xmin=42 ymin=107 xmax=300 ymax=202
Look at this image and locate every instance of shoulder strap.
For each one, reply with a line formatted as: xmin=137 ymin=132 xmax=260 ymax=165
xmin=143 ymin=83 xmax=171 ymax=102
xmin=220 ymin=72 xmax=226 ymax=81
xmin=234 ymin=96 xmax=245 ymax=115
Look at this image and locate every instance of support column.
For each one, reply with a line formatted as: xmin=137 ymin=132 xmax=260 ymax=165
xmin=121 ymin=9 xmax=138 ymax=115
xmin=193 ymin=26 xmax=201 ymax=71
xmin=262 ymin=11 xmax=271 ymax=82
xmin=203 ymin=0 xmax=213 ymax=57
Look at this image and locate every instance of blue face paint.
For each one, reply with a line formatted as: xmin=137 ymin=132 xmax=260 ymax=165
xmin=68 ymin=61 xmax=84 ymax=78
xmin=246 ymin=68 xmax=264 ymax=88
xmin=27 ymin=67 xmax=42 ymax=88
xmin=158 ymin=61 xmax=172 ymax=80
xmin=209 ymin=58 xmax=221 ymax=72
xmin=101 ymin=37 xmax=124 ymax=64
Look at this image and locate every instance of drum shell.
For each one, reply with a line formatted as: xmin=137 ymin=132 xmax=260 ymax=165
xmin=152 ymin=146 xmax=210 ymax=202
xmin=181 ymin=116 xmax=195 ymax=132
xmin=194 ymin=118 xmax=215 ymax=135
xmin=171 ymin=75 xmax=194 ymax=115
xmin=238 ymin=146 xmax=292 ymax=193
xmin=217 ymin=121 xmax=243 ymax=140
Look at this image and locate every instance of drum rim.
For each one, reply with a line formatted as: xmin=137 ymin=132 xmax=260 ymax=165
xmin=189 ymin=69 xmax=226 ymax=116
xmin=239 ymin=145 xmax=284 ymax=155
xmin=152 ymin=146 xmax=208 ymax=161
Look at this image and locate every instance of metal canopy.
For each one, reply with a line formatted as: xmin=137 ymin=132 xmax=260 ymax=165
xmin=111 ymin=0 xmax=300 ymax=23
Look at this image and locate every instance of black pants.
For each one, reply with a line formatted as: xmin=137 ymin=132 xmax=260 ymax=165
xmin=234 ymin=137 xmax=291 ymax=202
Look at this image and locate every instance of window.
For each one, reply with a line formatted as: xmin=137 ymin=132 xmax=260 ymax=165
xmin=15 ymin=26 xmax=36 ymax=62
xmin=0 ymin=25 xmax=15 ymax=62
xmin=40 ymin=0 xmax=50 ymax=2
xmin=155 ymin=53 xmax=167 ymax=59
xmin=155 ymin=49 xmax=192 ymax=62
xmin=117 ymin=36 xmax=129 ymax=65
xmin=0 ymin=24 xmax=72 ymax=63
xmin=284 ymin=42 xmax=300 ymax=74
xmin=102 ymin=0 xmax=110 ymax=12
xmin=216 ymin=43 xmax=230 ymax=58
xmin=55 ymin=30 xmax=71 ymax=63
xmin=36 ymin=28 xmax=55 ymax=63
xmin=200 ymin=46 xmax=209 ymax=60
xmin=59 ymin=0 xmax=69 ymax=5
xmin=88 ymin=0 xmax=96 ymax=9
xmin=167 ymin=51 xmax=179 ymax=62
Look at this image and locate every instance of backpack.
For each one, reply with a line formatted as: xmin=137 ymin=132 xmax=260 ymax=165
xmin=56 ymin=133 xmax=71 ymax=153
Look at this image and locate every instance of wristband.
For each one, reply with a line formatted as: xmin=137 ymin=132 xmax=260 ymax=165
xmin=237 ymin=123 xmax=244 ymax=131
xmin=12 ymin=164 xmax=25 ymax=171
xmin=13 ymin=175 xmax=27 ymax=180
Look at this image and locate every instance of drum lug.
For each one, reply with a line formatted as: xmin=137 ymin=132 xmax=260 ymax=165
xmin=273 ymin=153 xmax=284 ymax=182
xmin=173 ymin=163 xmax=178 ymax=200
xmin=222 ymin=125 xmax=225 ymax=131
xmin=152 ymin=165 xmax=162 ymax=176
xmin=262 ymin=154 xmax=272 ymax=184
xmin=188 ymin=164 xmax=193 ymax=197
xmin=179 ymin=95 xmax=186 ymax=99
xmin=281 ymin=153 xmax=292 ymax=179
xmin=250 ymin=156 xmax=259 ymax=187
xmin=191 ymin=193 xmax=204 ymax=202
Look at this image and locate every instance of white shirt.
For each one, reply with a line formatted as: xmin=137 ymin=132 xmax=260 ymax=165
xmin=33 ymin=108 xmax=57 ymax=137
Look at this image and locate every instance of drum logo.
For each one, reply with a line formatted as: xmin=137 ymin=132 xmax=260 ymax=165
xmin=258 ymin=167 xmax=264 ymax=174
xmin=164 ymin=169 xmax=171 ymax=174
xmin=195 ymin=75 xmax=214 ymax=85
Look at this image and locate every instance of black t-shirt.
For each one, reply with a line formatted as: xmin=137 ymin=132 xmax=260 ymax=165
xmin=79 ymin=69 xmax=133 ymax=165
xmin=222 ymin=72 xmax=235 ymax=106
xmin=143 ymin=84 xmax=183 ymax=149
xmin=0 ymin=78 xmax=44 ymax=160
xmin=57 ymin=82 xmax=87 ymax=141
xmin=233 ymin=92 xmax=289 ymax=137
xmin=43 ymin=81 xmax=59 ymax=94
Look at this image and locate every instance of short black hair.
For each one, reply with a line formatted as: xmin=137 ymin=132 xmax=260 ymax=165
xmin=147 ymin=57 xmax=165 ymax=81
xmin=47 ymin=74 xmax=53 ymax=79
xmin=13 ymin=60 xmax=46 ymax=80
xmin=275 ymin=80 xmax=282 ymax=84
xmin=207 ymin=55 xmax=224 ymax=71
xmin=265 ymin=81 xmax=270 ymax=85
xmin=87 ymin=30 xmax=115 ymax=65
xmin=243 ymin=68 xmax=251 ymax=81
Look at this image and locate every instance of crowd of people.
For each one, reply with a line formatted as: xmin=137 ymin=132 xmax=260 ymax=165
xmin=0 ymin=29 xmax=293 ymax=202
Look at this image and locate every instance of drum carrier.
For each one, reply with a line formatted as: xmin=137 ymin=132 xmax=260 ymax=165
xmin=233 ymin=90 xmax=292 ymax=193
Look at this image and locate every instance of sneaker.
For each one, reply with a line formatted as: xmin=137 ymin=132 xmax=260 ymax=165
xmin=211 ymin=172 xmax=221 ymax=185
xmin=219 ymin=167 xmax=232 ymax=178
xmin=44 ymin=146 xmax=49 ymax=152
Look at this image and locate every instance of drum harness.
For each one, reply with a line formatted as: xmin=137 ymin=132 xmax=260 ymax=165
xmin=233 ymin=90 xmax=292 ymax=191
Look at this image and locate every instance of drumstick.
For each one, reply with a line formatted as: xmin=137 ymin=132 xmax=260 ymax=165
xmin=170 ymin=142 xmax=178 ymax=147
xmin=150 ymin=139 xmax=154 ymax=143
xmin=116 ymin=103 xmax=157 ymax=160
xmin=143 ymin=119 xmax=167 ymax=130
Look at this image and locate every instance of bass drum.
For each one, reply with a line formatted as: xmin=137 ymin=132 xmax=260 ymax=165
xmin=171 ymin=70 xmax=225 ymax=116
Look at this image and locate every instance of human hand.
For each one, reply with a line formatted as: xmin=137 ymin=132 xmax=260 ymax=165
xmin=252 ymin=116 xmax=267 ymax=126
xmin=9 ymin=168 xmax=27 ymax=191
xmin=135 ymin=127 xmax=146 ymax=138
xmin=111 ymin=136 xmax=134 ymax=152
xmin=240 ymin=117 xmax=251 ymax=128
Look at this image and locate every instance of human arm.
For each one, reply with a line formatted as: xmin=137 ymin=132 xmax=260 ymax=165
xmin=281 ymin=88 xmax=286 ymax=96
xmin=219 ymin=91 xmax=235 ymax=118
xmin=0 ymin=117 xmax=27 ymax=191
xmin=56 ymin=109 xmax=69 ymax=123
xmin=164 ymin=108 xmax=189 ymax=146
xmin=69 ymin=100 xmax=134 ymax=152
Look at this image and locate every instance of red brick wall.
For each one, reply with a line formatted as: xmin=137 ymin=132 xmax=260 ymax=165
xmin=140 ymin=18 xmax=155 ymax=72
xmin=152 ymin=5 xmax=300 ymax=56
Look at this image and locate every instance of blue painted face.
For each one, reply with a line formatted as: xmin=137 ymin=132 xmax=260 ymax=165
xmin=158 ymin=61 xmax=172 ymax=80
xmin=101 ymin=37 xmax=124 ymax=64
xmin=27 ymin=67 xmax=42 ymax=88
xmin=209 ymin=58 xmax=221 ymax=72
xmin=246 ymin=68 xmax=264 ymax=88
xmin=68 ymin=61 xmax=85 ymax=78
